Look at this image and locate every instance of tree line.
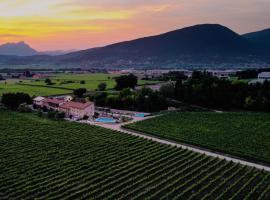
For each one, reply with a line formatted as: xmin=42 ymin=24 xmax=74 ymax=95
xmin=167 ymin=71 xmax=270 ymax=112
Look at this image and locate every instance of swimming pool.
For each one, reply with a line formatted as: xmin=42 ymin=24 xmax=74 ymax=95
xmin=134 ymin=113 xmax=146 ymax=117
xmin=95 ymin=117 xmax=116 ymax=123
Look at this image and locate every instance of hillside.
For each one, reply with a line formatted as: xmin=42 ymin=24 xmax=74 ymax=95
xmin=0 ymin=41 xmax=38 ymax=56
xmin=243 ymin=28 xmax=270 ymax=49
xmin=0 ymin=24 xmax=269 ymax=68
xmin=59 ymin=24 xmax=255 ymax=64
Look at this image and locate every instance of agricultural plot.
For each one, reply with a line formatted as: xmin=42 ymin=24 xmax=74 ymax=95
xmin=1 ymin=110 xmax=270 ymax=199
xmin=125 ymin=112 xmax=270 ymax=165
xmin=19 ymin=73 xmax=158 ymax=91
xmin=0 ymin=82 xmax=71 ymax=96
xmin=0 ymin=73 xmax=158 ymax=97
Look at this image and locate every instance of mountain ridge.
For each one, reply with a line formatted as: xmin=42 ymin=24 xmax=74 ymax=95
xmin=0 ymin=41 xmax=38 ymax=56
xmin=0 ymin=24 xmax=269 ymax=68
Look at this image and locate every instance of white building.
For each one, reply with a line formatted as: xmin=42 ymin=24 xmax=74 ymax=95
xmin=33 ymin=96 xmax=46 ymax=106
xmin=258 ymin=72 xmax=270 ymax=80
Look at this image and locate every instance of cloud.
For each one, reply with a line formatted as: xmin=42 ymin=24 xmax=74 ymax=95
xmin=0 ymin=0 xmax=269 ymax=50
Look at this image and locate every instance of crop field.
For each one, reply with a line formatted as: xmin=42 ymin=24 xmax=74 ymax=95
xmin=18 ymin=73 xmax=158 ymax=90
xmin=0 ymin=82 xmax=72 ymax=96
xmin=0 ymin=73 xmax=158 ymax=96
xmin=1 ymin=110 xmax=270 ymax=199
xmin=125 ymin=112 xmax=270 ymax=165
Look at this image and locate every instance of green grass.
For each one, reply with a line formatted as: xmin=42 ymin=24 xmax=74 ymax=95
xmin=0 ymin=83 xmax=72 ymax=96
xmin=1 ymin=110 xmax=270 ymax=199
xmin=125 ymin=112 xmax=270 ymax=165
xmin=20 ymin=73 xmax=158 ymax=90
xmin=0 ymin=73 xmax=158 ymax=96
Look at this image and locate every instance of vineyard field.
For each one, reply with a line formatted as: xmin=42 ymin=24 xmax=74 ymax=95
xmin=1 ymin=110 xmax=270 ymax=199
xmin=125 ymin=112 xmax=270 ymax=165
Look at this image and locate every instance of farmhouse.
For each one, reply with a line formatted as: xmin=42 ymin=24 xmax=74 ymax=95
xmin=258 ymin=72 xmax=270 ymax=80
xmin=43 ymin=98 xmax=65 ymax=110
xmin=59 ymin=101 xmax=95 ymax=118
xmin=33 ymin=96 xmax=46 ymax=106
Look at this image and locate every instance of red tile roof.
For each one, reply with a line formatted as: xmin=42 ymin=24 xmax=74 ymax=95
xmin=44 ymin=98 xmax=65 ymax=105
xmin=60 ymin=101 xmax=93 ymax=110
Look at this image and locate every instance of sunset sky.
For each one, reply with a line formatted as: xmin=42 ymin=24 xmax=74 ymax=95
xmin=0 ymin=0 xmax=270 ymax=51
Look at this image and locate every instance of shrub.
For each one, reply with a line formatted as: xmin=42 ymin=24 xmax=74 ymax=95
xmin=74 ymin=88 xmax=87 ymax=98
xmin=83 ymin=115 xmax=89 ymax=120
xmin=47 ymin=110 xmax=56 ymax=119
xmin=37 ymin=110 xmax=43 ymax=117
xmin=18 ymin=103 xmax=32 ymax=113
xmin=56 ymin=112 xmax=65 ymax=119
xmin=98 ymin=82 xmax=107 ymax=91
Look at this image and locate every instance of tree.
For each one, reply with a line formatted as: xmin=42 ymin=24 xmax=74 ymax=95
xmin=44 ymin=78 xmax=52 ymax=85
xmin=115 ymin=74 xmax=138 ymax=90
xmin=98 ymin=82 xmax=107 ymax=91
xmin=0 ymin=74 xmax=4 ymax=80
xmin=160 ymin=83 xmax=175 ymax=98
xmin=80 ymin=80 xmax=85 ymax=84
xmin=135 ymin=87 xmax=167 ymax=112
xmin=1 ymin=93 xmax=32 ymax=109
xmin=94 ymin=92 xmax=107 ymax=107
xmin=73 ymin=88 xmax=87 ymax=98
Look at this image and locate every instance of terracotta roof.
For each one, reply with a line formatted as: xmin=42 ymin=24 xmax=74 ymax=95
xmin=45 ymin=98 xmax=65 ymax=105
xmin=60 ymin=101 xmax=93 ymax=110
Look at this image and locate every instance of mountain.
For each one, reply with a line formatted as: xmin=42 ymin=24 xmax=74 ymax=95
xmin=57 ymin=24 xmax=258 ymax=66
xmin=0 ymin=24 xmax=269 ymax=68
xmin=243 ymin=28 xmax=270 ymax=49
xmin=40 ymin=49 xmax=77 ymax=56
xmin=0 ymin=41 xmax=38 ymax=56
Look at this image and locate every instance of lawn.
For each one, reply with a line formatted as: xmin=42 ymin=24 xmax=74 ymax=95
xmin=125 ymin=112 xmax=270 ymax=165
xmin=1 ymin=110 xmax=270 ymax=199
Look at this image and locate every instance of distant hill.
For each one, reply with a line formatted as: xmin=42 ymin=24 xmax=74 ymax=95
xmin=60 ymin=24 xmax=254 ymax=62
xmin=0 ymin=24 xmax=269 ymax=68
xmin=0 ymin=41 xmax=76 ymax=56
xmin=243 ymin=28 xmax=270 ymax=49
xmin=0 ymin=41 xmax=38 ymax=56
xmin=40 ymin=49 xmax=77 ymax=56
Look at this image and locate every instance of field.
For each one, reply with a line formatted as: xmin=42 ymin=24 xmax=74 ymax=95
xmin=125 ymin=112 xmax=270 ymax=165
xmin=0 ymin=83 xmax=72 ymax=96
xmin=1 ymin=110 xmax=270 ymax=199
xmin=0 ymin=73 xmax=158 ymax=96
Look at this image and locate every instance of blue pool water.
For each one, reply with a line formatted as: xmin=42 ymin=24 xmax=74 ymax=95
xmin=135 ymin=113 xmax=146 ymax=117
xmin=95 ymin=117 xmax=116 ymax=123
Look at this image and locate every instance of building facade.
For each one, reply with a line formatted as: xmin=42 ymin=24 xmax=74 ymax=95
xmin=258 ymin=72 xmax=270 ymax=80
xmin=59 ymin=101 xmax=95 ymax=118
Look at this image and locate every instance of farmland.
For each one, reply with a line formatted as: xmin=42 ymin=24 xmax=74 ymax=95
xmin=0 ymin=73 xmax=158 ymax=96
xmin=1 ymin=110 xmax=270 ymax=199
xmin=125 ymin=112 xmax=270 ymax=165
xmin=0 ymin=82 xmax=72 ymax=96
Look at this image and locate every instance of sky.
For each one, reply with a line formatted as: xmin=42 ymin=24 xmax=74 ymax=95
xmin=0 ymin=0 xmax=270 ymax=51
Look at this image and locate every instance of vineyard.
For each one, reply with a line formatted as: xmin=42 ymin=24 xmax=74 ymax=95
xmin=125 ymin=112 xmax=270 ymax=165
xmin=1 ymin=110 xmax=270 ymax=199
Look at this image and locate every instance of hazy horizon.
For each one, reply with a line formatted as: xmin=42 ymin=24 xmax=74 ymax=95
xmin=1 ymin=0 xmax=270 ymax=51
